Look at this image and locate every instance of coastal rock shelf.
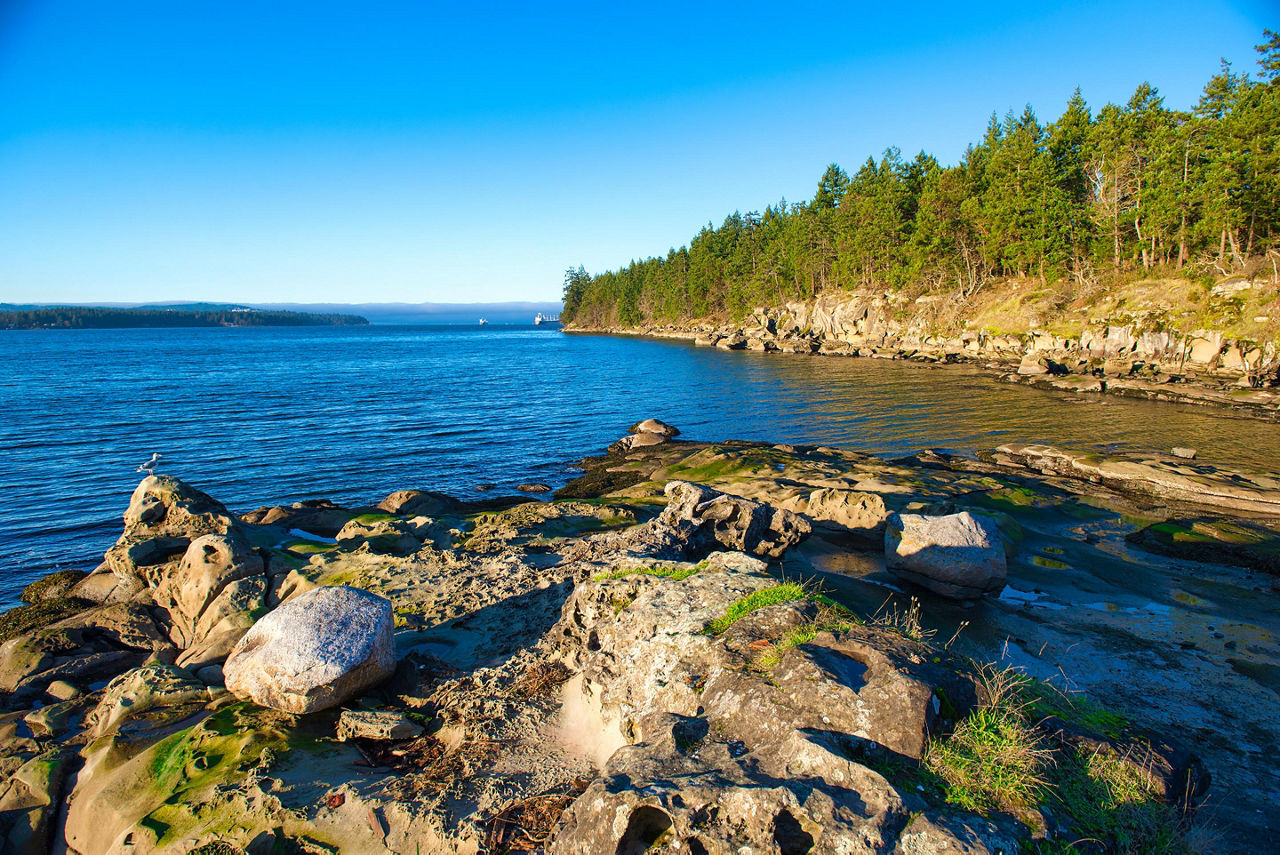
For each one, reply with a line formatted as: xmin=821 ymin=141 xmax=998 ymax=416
xmin=1 ymin=430 xmax=1277 ymax=852
xmin=568 ymin=289 xmax=1280 ymax=419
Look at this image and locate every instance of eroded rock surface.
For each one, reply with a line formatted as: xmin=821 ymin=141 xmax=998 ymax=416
xmin=0 ymin=435 xmax=1259 ymax=853
xmin=223 ymin=585 xmax=395 ymax=714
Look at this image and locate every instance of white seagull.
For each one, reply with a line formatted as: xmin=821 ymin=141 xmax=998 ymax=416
xmin=136 ymin=453 xmax=162 ymax=475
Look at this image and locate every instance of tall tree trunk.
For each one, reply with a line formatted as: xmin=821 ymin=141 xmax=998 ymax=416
xmin=1228 ymin=228 xmax=1243 ymax=269
xmin=1112 ymin=164 xmax=1121 ymax=274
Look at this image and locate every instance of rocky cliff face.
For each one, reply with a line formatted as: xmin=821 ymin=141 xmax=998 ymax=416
xmin=569 ymin=279 xmax=1280 ymax=417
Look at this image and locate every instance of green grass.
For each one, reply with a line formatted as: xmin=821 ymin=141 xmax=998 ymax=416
xmin=755 ymin=625 xmax=822 ymax=670
xmin=1026 ymin=679 xmax=1131 ymax=740
xmin=1040 ymin=748 xmax=1194 ymax=854
xmin=921 ymin=666 xmax=1197 ymax=852
xmin=703 ymin=582 xmax=807 ymax=635
xmin=752 ymin=596 xmax=862 ymax=670
xmin=924 ymin=704 xmax=1051 ymax=814
xmin=592 ymin=560 xmax=709 ymax=582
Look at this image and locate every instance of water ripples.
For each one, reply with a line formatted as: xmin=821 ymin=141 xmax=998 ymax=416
xmin=2 ymin=324 xmax=1276 ymax=609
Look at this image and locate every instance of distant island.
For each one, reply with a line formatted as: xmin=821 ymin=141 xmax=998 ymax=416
xmin=1 ymin=306 xmax=369 ymax=329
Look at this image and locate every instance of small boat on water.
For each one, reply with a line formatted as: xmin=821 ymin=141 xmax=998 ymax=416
xmin=478 ymin=318 xmax=488 ymax=325
xmin=534 ymin=312 xmax=560 ymax=326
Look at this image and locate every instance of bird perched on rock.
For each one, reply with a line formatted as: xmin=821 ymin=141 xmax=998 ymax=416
xmin=136 ymin=452 xmax=162 ymax=475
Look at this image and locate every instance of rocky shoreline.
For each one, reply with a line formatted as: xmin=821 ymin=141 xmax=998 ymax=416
xmin=565 ymin=291 xmax=1280 ymax=420
xmin=2 ymin=423 xmax=1278 ymax=853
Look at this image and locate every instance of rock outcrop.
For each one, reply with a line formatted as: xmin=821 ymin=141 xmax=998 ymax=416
xmin=336 ymin=514 xmax=431 ymax=555
xmin=804 ymin=487 xmax=889 ymax=541
xmin=566 ymin=480 xmax=811 ymax=561
xmin=885 ymin=511 xmax=1007 ymax=599
xmin=223 ymin=585 xmax=396 ymax=714
xmin=611 ymin=417 xmax=683 ymax=452
xmin=0 ymin=435 xmax=1245 ymax=853
xmin=551 ymin=554 xmax=989 ymax=853
xmin=589 ymin=289 xmax=1280 ymax=419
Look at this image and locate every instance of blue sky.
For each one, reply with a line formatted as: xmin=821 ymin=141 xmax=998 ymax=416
xmin=0 ymin=1 xmax=1273 ymax=304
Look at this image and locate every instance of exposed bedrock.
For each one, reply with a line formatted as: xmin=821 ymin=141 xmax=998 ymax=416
xmin=564 ymin=480 xmax=811 ymax=562
xmin=551 ymin=555 xmax=1000 ymax=854
xmin=0 ymin=431 xmax=1260 ymax=853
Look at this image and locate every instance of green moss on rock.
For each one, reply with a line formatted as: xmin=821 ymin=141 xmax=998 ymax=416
xmin=20 ymin=570 xmax=89 ymax=604
xmin=0 ymin=597 xmax=95 ymax=643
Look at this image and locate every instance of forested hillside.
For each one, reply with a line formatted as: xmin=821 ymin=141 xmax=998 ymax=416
xmin=1 ymin=307 xmax=369 ymax=329
xmin=564 ymin=33 xmax=1280 ymax=328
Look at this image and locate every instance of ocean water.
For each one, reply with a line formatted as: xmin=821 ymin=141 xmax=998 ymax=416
xmin=2 ymin=324 xmax=1275 ymax=609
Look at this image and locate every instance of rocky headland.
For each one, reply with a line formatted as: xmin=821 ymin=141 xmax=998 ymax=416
xmin=565 ymin=278 xmax=1280 ymax=420
xmin=2 ymin=421 xmax=1279 ymax=853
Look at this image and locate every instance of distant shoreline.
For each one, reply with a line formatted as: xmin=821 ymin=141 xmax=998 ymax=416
xmin=0 ymin=306 xmax=369 ymax=329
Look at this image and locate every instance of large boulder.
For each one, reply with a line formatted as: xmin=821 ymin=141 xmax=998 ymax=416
xmin=658 ymin=481 xmax=812 ymax=559
xmin=222 ymin=585 xmax=395 ymax=714
xmin=885 ymin=511 xmax=1007 ymax=599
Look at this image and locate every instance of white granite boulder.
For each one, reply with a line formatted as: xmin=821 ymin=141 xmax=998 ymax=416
xmin=223 ymin=585 xmax=395 ymax=714
xmin=884 ymin=511 xmax=1007 ymax=599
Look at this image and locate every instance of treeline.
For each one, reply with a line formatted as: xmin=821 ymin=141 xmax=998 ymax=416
xmin=564 ymin=33 xmax=1280 ymax=326
xmin=1 ymin=307 xmax=369 ymax=329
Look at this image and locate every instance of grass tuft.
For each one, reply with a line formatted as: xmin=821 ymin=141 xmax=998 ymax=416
xmin=591 ymin=561 xmax=707 ymax=582
xmin=925 ymin=703 xmax=1052 ymax=814
xmin=867 ymin=596 xmax=935 ymax=643
xmin=1042 ymin=747 xmax=1194 ymax=854
xmin=703 ymin=582 xmax=807 ymax=635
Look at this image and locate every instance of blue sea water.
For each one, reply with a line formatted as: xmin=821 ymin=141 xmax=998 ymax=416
xmin=1 ymin=324 xmax=1275 ymax=609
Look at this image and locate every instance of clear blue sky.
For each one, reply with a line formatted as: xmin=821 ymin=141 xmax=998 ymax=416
xmin=0 ymin=1 xmax=1273 ymax=304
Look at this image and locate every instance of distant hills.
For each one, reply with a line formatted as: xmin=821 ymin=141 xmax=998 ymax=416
xmin=0 ymin=301 xmax=564 ymax=326
xmin=1 ymin=305 xmax=369 ymax=329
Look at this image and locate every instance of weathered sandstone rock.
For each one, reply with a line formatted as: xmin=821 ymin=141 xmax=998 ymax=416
xmin=84 ymin=660 xmax=212 ymax=739
xmin=335 ymin=515 xmax=430 ymax=555
xmin=242 ymin=498 xmax=357 ymax=537
xmin=336 ymin=710 xmax=424 ymax=742
xmin=885 ymin=511 xmax=1007 ymax=599
xmin=657 ymin=480 xmax=812 ymax=559
xmin=805 ymin=487 xmax=888 ymax=540
xmin=156 ymin=532 xmax=267 ymax=650
xmin=223 ymin=585 xmax=395 ymax=714
xmin=376 ymin=489 xmax=457 ymax=517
